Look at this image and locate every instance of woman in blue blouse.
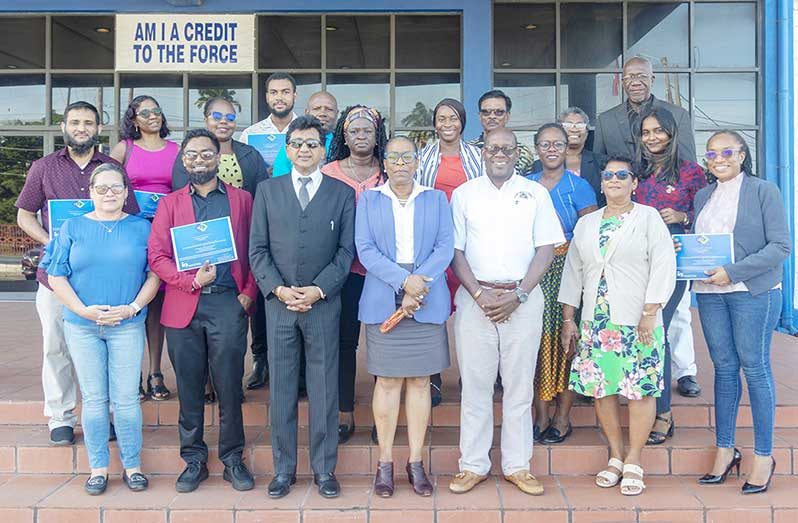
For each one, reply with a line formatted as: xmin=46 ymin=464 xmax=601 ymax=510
xmin=527 ymin=123 xmax=598 ymax=444
xmin=47 ymin=163 xmax=160 ymax=495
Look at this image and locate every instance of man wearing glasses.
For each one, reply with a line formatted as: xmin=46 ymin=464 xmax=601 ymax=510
xmin=468 ymin=89 xmax=536 ymax=175
xmin=250 ymin=116 xmax=355 ymax=500
xmin=149 ymin=129 xmax=258 ymax=493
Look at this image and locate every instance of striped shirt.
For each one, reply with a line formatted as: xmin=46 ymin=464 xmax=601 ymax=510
xmin=416 ymin=139 xmax=483 ymax=188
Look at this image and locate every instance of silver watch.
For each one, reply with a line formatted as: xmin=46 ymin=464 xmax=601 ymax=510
xmin=514 ymin=287 xmax=529 ymax=303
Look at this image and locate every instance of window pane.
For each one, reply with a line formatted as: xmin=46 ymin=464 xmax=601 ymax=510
xmin=0 ymin=75 xmax=46 ymax=126
xmin=561 ymin=4 xmax=622 ymax=69
xmin=494 ymin=74 xmax=556 ymax=127
xmin=326 ymin=16 xmax=389 ymax=69
xmin=559 ymin=73 xmax=621 ymax=125
xmin=395 ymin=73 xmax=460 ymax=129
xmin=694 ymin=73 xmax=756 ymax=128
xmin=258 ymin=16 xmax=321 ymax=69
xmin=256 ymin=73 xmax=320 ymax=123
xmin=694 ymin=3 xmax=756 ymax=68
xmin=628 ymin=3 xmax=689 ymax=68
xmin=696 ymin=130 xmax=757 ymax=171
xmin=0 ymin=136 xmax=44 ymax=225
xmin=52 ymin=75 xmax=114 ymax=126
xmin=394 ymin=130 xmax=437 ymax=152
xmin=52 ymin=16 xmax=115 ymax=70
xmin=0 ymin=17 xmax=45 ymax=69
xmin=327 ymin=74 xmax=390 ymax=128
xmin=120 ymin=74 xmax=183 ymax=126
xmin=396 ymin=16 xmax=460 ymax=69
xmin=189 ymin=75 xmax=253 ymax=129
xmin=494 ymin=4 xmax=555 ymax=69
xmin=650 ymin=72 xmax=689 ymax=113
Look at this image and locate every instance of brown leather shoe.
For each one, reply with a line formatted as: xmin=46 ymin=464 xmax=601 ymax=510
xmin=504 ymin=470 xmax=544 ymax=496
xmin=448 ymin=470 xmax=488 ymax=494
xmin=406 ymin=460 xmax=433 ymax=497
xmin=374 ymin=461 xmax=394 ymax=497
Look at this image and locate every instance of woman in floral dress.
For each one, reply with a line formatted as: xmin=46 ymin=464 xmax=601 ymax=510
xmin=558 ymin=156 xmax=676 ymax=496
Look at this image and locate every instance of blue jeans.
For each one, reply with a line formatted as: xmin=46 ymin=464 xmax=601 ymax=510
xmin=63 ymin=321 xmax=145 ymax=469
xmin=696 ymin=290 xmax=781 ymax=456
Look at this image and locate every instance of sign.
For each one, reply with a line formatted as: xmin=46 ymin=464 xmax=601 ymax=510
xmin=133 ymin=190 xmax=166 ymax=219
xmin=115 ymin=14 xmax=255 ymax=72
xmin=247 ymin=133 xmax=285 ymax=166
xmin=673 ymin=233 xmax=735 ymax=280
xmin=170 ymin=216 xmax=238 ymax=271
xmin=48 ymin=199 xmax=95 ymax=240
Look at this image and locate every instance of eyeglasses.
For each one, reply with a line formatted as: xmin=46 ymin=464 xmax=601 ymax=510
xmin=384 ymin=152 xmax=418 ymax=165
xmin=288 ymin=139 xmax=322 ymax=150
xmin=484 ymin=145 xmax=517 ymax=157
xmin=601 ymin=169 xmax=635 ymax=181
xmin=622 ymin=73 xmax=651 ymax=83
xmin=704 ymin=148 xmax=740 ymax=161
xmin=210 ymin=111 xmax=236 ymax=122
xmin=346 ymin=128 xmax=375 ymax=138
xmin=183 ymin=150 xmax=217 ymax=161
xmin=136 ymin=107 xmax=163 ymax=119
xmin=479 ymin=108 xmax=507 ymax=117
xmin=536 ymin=140 xmax=567 ymax=152
xmin=92 ymin=184 xmax=126 ymax=195
xmin=561 ymin=122 xmax=587 ymax=131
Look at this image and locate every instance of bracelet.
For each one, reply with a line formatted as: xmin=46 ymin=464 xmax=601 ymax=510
xmin=472 ymin=287 xmax=483 ymax=300
xmin=274 ymin=286 xmax=283 ymax=301
xmin=128 ymin=302 xmax=142 ymax=316
xmin=563 ymin=318 xmax=575 ymax=323
xmin=641 ymin=310 xmax=657 ymax=317
xmin=681 ymin=213 xmax=690 ymax=226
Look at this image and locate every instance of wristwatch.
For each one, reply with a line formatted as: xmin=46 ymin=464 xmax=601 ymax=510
xmin=513 ymin=286 xmax=529 ymax=303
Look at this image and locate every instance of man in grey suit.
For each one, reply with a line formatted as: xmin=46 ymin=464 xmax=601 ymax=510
xmin=593 ymin=56 xmax=696 ymax=163
xmin=249 ymin=115 xmax=355 ymax=499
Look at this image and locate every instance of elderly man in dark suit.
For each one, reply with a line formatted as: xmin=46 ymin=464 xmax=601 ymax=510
xmin=593 ymin=56 xmax=696 ymax=163
xmin=249 ymin=115 xmax=355 ymax=500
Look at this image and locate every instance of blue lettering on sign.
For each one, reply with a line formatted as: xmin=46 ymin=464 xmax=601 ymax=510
xmin=134 ymin=22 xmax=156 ymax=41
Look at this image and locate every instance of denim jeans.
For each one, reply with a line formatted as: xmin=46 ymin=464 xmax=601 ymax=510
xmin=63 ymin=321 xmax=145 ymax=469
xmin=696 ymin=289 xmax=781 ymax=456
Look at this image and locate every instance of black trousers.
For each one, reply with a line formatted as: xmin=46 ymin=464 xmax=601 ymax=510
xmin=250 ymin=290 xmax=268 ymax=359
xmin=339 ymin=272 xmax=365 ymax=413
xmin=165 ymin=290 xmax=247 ymax=466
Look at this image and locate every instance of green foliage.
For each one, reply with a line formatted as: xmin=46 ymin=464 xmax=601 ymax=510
xmin=0 ymin=136 xmax=43 ymax=224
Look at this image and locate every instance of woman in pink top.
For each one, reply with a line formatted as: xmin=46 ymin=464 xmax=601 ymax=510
xmin=321 ymin=106 xmax=387 ymax=443
xmin=111 ymin=95 xmax=180 ymax=402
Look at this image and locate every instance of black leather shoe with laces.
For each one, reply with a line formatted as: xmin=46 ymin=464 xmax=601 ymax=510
xmin=175 ymin=462 xmax=209 ymax=493
xmin=223 ymin=462 xmax=255 ymax=491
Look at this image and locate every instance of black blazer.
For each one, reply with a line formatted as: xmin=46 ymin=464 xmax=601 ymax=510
xmin=172 ymin=139 xmax=269 ymax=199
xmin=249 ymin=174 xmax=356 ymax=300
xmin=531 ymin=149 xmax=606 ymax=207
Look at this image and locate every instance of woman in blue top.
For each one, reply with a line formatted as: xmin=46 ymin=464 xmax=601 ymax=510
xmin=527 ymin=123 xmax=598 ymax=444
xmin=47 ymin=163 xmax=160 ymax=495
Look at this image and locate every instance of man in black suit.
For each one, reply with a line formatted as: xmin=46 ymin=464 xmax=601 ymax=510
xmin=249 ymin=116 xmax=355 ymax=499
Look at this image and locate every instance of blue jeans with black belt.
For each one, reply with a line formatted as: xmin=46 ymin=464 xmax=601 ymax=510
xmin=696 ymin=289 xmax=781 ymax=456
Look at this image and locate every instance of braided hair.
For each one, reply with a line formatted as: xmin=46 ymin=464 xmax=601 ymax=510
xmin=327 ymin=105 xmax=388 ymax=177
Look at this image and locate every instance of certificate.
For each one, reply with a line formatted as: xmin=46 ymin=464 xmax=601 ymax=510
xmin=134 ymin=190 xmax=166 ymax=219
xmin=673 ymin=233 xmax=735 ymax=280
xmin=170 ymin=217 xmax=238 ymax=271
xmin=47 ymin=199 xmax=95 ymax=239
xmin=247 ymin=132 xmax=285 ymax=166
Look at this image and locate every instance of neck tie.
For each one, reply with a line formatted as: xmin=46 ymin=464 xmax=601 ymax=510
xmin=298 ymin=176 xmax=312 ymax=210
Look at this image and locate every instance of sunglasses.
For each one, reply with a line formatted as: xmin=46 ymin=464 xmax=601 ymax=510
xmin=136 ymin=107 xmax=163 ymax=119
xmin=288 ymin=139 xmax=322 ymax=150
xmin=210 ymin=111 xmax=236 ymax=122
xmin=704 ymin=148 xmax=740 ymax=161
xmin=561 ymin=122 xmax=588 ymax=131
xmin=479 ymin=108 xmax=507 ymax=117
xmin=183 ymin=150 xmax=217 ymax=161
xmin=536 ymin=140 xmax=567 ymax=152
xmin=484 ymin=144 xmax=517 ymax=157
xmin=601 ymin=169 xmax=635 ymax=181
xmin=384 ymin=152 xmax=418 ymax=165
xmin=92 ymin=184 xmax=126 ymax=195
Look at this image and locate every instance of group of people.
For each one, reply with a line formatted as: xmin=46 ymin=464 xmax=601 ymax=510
xmin=15 ymin=56 xmax=790 ymax=500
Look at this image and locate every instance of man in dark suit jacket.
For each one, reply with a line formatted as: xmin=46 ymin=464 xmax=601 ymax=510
xmin=249 ymin=116 xmax=355 ymax=499
xmin=593 ymin=56 xmax=696 ymax=163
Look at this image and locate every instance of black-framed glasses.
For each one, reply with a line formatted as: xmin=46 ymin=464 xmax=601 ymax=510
xmin=479 ymin=108 xmax=507 ymax=117
xmin=137 ymin=107 xmax=163 ymax=119
xmin=288 ymin=139 xmax=322 ymax=150
xmin=705 ymin=148 xmax=740 ymax=161
xmin=183 ymin=150 xmax=217 ymax=161
xmin=92 ymin=184 xmax=126 ymax=195
xmin=601 ymin=169 xmax=635 ymax=181
xmin=536 ymin=140 xmax=567 ymax=152
xmin=484 ymin=144 xmax=517 ymax=157
xmin=384 ymin=152 xmax=418 ymax=165
xmin=210 ymin=111 xmax=236 ymax=122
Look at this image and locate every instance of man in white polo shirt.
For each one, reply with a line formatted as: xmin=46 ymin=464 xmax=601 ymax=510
xmin=449 ymin=128 xmax=563 ymax=496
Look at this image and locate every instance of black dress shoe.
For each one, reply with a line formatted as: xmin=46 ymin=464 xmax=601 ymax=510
xmin=122 ymin=471 xmax=149 ymax=491
xmin=314 ymin=472 xmax=341 ymax=498
xmin=109 ymin=423 xmax=117 ymax=442
xmin=49 ymin=426 xmax=75 ymax=446
xmin=84 ymin=474 xmax=108 ymax=495
xmin=542 ymin=424 xmax=573 ymax=444
xmin=268 ymin=473 xmax=296 ymax=498
xmin=223 ymin=462 xmax=255 ymax=491
xmin=533 ymin=424 xmax=549 ymax=443
xmin=742 ymin=457 xmax=776 ymax=495
xmin=699 ymin=448 xmax=742 ymax=485
xmin=175 ymin=462 xmax=209 ymax=493
xmin=338 ymin=422 xmax=355 ymax=444
xmin=677 ymin=376 xmax=702 ymax=397
xmin=246 ymin=359 xmax=269 ymax=390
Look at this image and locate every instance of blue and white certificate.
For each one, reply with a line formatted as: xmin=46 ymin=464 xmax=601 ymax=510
xmin=673 ymin=233 xmax=735 ymax=280
xmin=247 ymin=133 xmax=285 ymax=166
xmin=134 ymin=190 xmax=166 ymax=219
xmin=47 ymin=199 xmax=95 ymax=239
xmin=170 ymin=217 xmax=238 ymax=271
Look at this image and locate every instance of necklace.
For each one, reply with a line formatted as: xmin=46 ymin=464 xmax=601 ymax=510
xmin=94 ymin=213 xmax=124 ymax=234
xmin=347 ymin=156 xmax=375 ymax=183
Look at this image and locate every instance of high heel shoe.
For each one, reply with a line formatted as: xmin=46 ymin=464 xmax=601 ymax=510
xmin=373 ymin=461 xmax=394 ymax=497
xmin=699 ymin=448 xmax=742 ymax=485
xmin=406 ymin=460 xmax=433 ymax=497
xmin=742 ymin=457 xmax=776 ymax=495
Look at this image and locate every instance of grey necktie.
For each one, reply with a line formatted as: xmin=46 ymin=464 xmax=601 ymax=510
xmin=298 ymin=176 xmax=312 ymax=210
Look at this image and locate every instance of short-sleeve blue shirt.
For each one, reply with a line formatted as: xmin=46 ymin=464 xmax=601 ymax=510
xmin=526 ymin=170 xmax=597 ymax=240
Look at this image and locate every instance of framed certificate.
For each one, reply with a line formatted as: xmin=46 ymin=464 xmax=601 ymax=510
xmin=673 ymin=233 xmax=735 ymax=281
xmin=170 ymin=217 xmax=238 ymax=272
xmin=246 ymin=133 xmax=284 ymax=166
xmin=134 ymin=190 xmax=166 ymax=219
xmin=47 ymin=199 xmax=95 ymax=239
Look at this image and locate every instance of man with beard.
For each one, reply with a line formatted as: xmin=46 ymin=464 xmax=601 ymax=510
xmin=239 ymin=72 xmax=299 ymax=169
xmin=16 ymin=101 xmax=139 ymax=446
xmin=148 ymin=129 xmax=258 ymax=493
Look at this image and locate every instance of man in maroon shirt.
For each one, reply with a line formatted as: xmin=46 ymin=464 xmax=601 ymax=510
xmin=15 ymin=101 xmax=139 ymax=446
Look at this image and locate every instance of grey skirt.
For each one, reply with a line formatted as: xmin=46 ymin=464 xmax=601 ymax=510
xmin=365 ymin=319 xmax=450 ymax=378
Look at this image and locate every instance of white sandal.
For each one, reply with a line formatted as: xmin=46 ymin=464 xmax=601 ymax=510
xmin=620 ymin=463 xmax=646 ymax=496
xmin=596 ymin=458 xmax=624 ymax=488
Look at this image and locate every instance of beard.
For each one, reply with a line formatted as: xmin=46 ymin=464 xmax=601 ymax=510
xmin=187 ymin=169 xmax=218 ymax=186
xmin=268 ymin=102 xmax=294 ymax=119
xmin=64 ymin=132 xmax=99 ymax=155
